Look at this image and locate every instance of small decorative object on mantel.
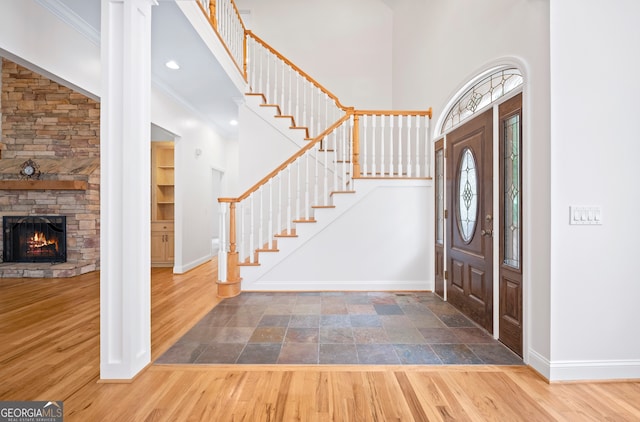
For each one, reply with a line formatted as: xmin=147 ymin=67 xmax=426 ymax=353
xmin=19 ymin=159 xmax=41 ymax=180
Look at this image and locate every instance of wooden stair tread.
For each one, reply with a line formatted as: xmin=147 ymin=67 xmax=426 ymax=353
xmin=312 ymin=205 xmax=336 ymax=209
xmin=256 ymin=248 xmax=279 ymax=253
xmin=274 ymin=233 xmax=298 ymax=238
xmin=293 ymin=218 xmax=316 ymax=223
xmin=238 ymin=262 xmax=260 ymax=267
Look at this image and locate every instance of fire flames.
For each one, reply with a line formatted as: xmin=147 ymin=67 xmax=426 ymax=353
xmin=27 ymin=232 xmax=59 ymax=254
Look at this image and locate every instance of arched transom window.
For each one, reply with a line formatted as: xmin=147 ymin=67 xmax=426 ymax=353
xmin=441 ymin=67 xmax=523 ymax=133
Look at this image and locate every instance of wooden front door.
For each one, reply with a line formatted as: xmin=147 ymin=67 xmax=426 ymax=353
xmin=446 ymin=109 xmax=493 ymax=332
xmin=498 ymin=93 xmax=523 ymax=356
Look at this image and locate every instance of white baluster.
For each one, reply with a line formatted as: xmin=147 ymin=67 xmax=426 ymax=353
xmin=380 ymin=116 xmax=386 ymax=177
xmin=305 ymin=151 xmax=310 ymax=220
xmin=249 ymin=194 xmax=255 ymax=263
xmin=324 ymin=93 xmax=329 ymax=136
xmin=218 ymin=202 xmax=227 ymax=282
xmin=239 ymin=201 xmax=246 ymax=262
xmin=389 ymin=115 xmax=394 ymax=176
xmin=309 ymin=85 xmax=317 ymax=138
xmin=286 ymin=166 xmax=292 ymax=235
xmin=256 ymin=46 xmax=264 ymax=94
xmin=302 ymin=79 xmax=307 ymax=130
xmin=258 ymin=186 xmax=264 ymax=251
xmin=336 ymin=131 xmax=344 ymax=200
xmin=371 ymin=115 xmax=377 ymax=177
xmin=280 ymin=61 xmax=285 ymax=112
xmin=295 ymin=160 xmax=301 ymax=222
xmin=362 ymin=115 xmax=368 ymax=176
xmin=398 ymin=115 xmax=403 ymax=176
xmin=266 ymin=53 xmax=271 ymax=103
xmin=406 ymin=116 xmax=413 ymax=177
xmin=314 ymin=144 xmax=319 ymax=207
xmin=277 ymin=173 xmax=282 ymax=237
xmin=346 ymin=118 xmax=352 ymax=188
xmin=425 ymin=115 xmax=431 ymax=177
xmin=324 ymin=133 xmax=330 ymax=203
xmin=268 ymin=179 xmax=273 ymax=249
xmin=295 ymin=73 xmax=300 ymax=125
xmin=287 ymin=66 xmax=292 ymax=118
xmin=415 ymin=116 xmax=421 ymax=177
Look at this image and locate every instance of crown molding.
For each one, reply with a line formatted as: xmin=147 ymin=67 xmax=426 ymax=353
xmin=35 ymin=0 xmax=100 ymax=46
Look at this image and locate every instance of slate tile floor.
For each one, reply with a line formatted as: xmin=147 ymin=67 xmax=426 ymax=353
xmin=156 ymin=291 xmax=523 ymax=366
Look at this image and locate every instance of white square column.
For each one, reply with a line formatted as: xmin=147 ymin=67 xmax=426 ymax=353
xmin=100 ymin=0 xmax=157 ymax=380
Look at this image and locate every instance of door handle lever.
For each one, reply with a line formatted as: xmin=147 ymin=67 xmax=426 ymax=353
xmin=481 ymin=229 xmax=493 ymax=236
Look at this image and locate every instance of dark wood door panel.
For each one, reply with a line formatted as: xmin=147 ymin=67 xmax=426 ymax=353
xmin=498 ymin=93 xmax=523 ymax=356
xmin=446 ymin=109 xmax=493 ymax=332
xmin=469 ymin=266 xmax=487 ymax=304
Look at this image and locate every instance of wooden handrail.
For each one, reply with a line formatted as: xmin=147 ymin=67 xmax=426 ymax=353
xmin=353 ymin=108 xmax=433 ymax=118
xmin=246 ymin=31 xmax=350 ymax=112
xmin=219 ymin=111 xmax=353 ymax=204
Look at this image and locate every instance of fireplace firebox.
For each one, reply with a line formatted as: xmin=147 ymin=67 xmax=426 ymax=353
xmin=3 ymin=216 xmax=67 ymax=263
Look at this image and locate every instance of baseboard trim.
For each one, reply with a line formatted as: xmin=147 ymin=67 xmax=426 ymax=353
xmin=549 ymin=359 xmax=640 ymax=382
xmin=242 ymin=280 xmax=432 ymax=292
xmin=527 ymin=349 xmax=551 ymax=381
xmin=173 ymin=255 xmax=212 ymax=274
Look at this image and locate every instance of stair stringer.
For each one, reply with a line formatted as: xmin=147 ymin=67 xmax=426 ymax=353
xmin=239 ymin=178 xmax=434 ymax=292
xmin=244 ymin=93 xmax=311 ymax=148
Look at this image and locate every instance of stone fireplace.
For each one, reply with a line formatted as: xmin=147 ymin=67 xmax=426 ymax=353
xmin=0 ymin=58 xmax=100 ymax=278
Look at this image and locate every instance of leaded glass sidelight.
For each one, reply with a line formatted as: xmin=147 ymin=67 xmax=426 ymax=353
xmin=457 ymin=148 xmax=478 ymax=243
xmin=435 ymin=149 xmax=445 ymax=245
xmin=504 ymin=115 xmax=521 ymax=267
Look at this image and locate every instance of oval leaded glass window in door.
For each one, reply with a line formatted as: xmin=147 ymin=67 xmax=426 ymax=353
xmin=457 ymin=147 xmax=478 ymax=242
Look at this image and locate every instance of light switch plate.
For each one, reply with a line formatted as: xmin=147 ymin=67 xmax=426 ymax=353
xmin=569 ymin=206 xmax=602 ymax=225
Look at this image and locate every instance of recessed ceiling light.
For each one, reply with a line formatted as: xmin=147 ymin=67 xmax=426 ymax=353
xmin=165 ymin=60 xmax=180 ymax=70
xmin=229 ymin=119 xmax=238 ymax=126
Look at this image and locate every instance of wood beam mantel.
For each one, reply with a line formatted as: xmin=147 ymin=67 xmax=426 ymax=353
xmin=0 ymin=180 xmax=87 ymax=190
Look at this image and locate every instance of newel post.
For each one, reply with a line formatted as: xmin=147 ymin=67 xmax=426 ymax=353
xmin=352 ymin=113 xmax=361 ymax=178
xmin=217 ymin=200 xmax=241 ymax=297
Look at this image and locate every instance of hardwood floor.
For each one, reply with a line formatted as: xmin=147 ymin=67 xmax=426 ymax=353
xmin=1 ymin=260 xmax=639 ymax=421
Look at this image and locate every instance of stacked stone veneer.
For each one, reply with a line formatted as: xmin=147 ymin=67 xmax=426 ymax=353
xmin=0 ymin=58 xmax=100 ymax=277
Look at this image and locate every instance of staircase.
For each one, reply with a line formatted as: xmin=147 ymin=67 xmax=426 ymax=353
xmin=198 ymin=0 xmax=433 ymax=296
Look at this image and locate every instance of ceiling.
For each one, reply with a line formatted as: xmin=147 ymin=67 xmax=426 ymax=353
xmin=56 ymin=0 xmax=242 ymax=139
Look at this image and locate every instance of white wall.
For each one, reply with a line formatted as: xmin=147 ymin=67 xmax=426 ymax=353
xmin=235 ymin=0 xmax=393 ymax=109
xmin=236 ymin=102 xmax=301 ymax=194
xmin=252 ymin=181 xmax=433 ymax=291
xmin=0 ymin=0 xmax=101 ymax=99
xmin=151 ymin=87 xmax=233 ymax=273
xmin=549 ymin=0 xmax=640 ymax=380
xmin=390 ymin=0 xmax=552 ymax=376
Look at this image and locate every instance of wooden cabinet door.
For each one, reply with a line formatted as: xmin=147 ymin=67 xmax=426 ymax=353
xmin=151 ymin=231 xmax=166 ymax=263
